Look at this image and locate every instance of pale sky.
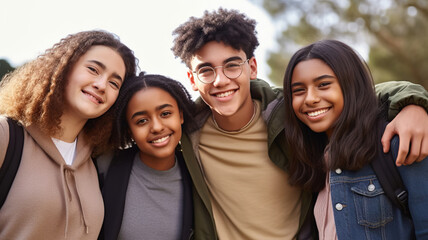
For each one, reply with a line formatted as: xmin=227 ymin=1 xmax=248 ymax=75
xmin=0 ymin=0 xmax=277 ymax=99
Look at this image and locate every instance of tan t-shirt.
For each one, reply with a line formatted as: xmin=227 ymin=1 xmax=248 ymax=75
xmin=198 ymin=100 xmax=302 ymax=239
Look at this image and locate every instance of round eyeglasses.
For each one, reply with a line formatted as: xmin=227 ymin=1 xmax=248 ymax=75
xmin=192 ymin=59 xmax=249 ymax=84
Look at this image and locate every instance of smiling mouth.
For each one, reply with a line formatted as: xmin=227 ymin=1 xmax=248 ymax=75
xmin=214 ymin=90 xmax=234 ymax=98
xmin=306 ymin=108 xmax=329 ymax=117
xmin=150 ymin=135 xmax=170 ymax=143
xmin=82 ymin=91 xmax=103 ymax=104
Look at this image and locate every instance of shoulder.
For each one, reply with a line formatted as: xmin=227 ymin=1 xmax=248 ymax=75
xmin=0 ymin=115 xmax=9 ymax=136
xmin=250 ymin=79 xmax=283 ymax=98
xmin=97 ymin=147 xmax=138 ymax=174
xmin=111 ymin=147 xmax=139 ymax=165
xmin=389 ymin=135 xmax=400 ymax=160
xmin=250 ymin=79 xmax=284 ymax=112
xmin=111 ymin=146 xmax=139 ymax=168
xmin=0 ymin=116 xmax=10 ymax=168
xmin=392 ymin=135 xmax=428 ymax=176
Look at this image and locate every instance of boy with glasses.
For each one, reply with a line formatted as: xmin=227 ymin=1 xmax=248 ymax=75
xmin=172 ymin=8 xmax=428 ymax=239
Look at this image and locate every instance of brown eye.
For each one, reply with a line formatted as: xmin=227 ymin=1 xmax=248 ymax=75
xmin=161 ymin=111 xmax=172 ymax=117
xmin=109 ymin=81 xmax=120 ymax=89
xmin=88 ymin=66 xmax=98 ymax=73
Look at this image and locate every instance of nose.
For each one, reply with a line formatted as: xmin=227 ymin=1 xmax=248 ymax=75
xmin=150 ymin=117 xmax=164 ymax=133
xmin=92 ymin=76 xmax=107 ymax=92
xmin=212 ymin=67 xmax=230 ymax=87
xmin=304 ymin=88 xmax=320 ymax=105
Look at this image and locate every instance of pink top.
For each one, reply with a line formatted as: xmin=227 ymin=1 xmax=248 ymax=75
xmin=314 ymin=172 xmax=338 ymax=240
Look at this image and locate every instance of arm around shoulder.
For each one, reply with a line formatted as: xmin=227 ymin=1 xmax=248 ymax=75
xmin=375 ymin=80 xmax=428 ymax=120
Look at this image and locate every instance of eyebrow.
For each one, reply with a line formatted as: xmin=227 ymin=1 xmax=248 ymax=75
xmin=89 ymin=60 xmax=123 ymax=82
xmin=314 ymin=74 xmax=335 ymax=81
xmin=291 ymin=74 xmax=335 ymax=87
xmin=130 ymin=103 xmax=173 ymax=119
xmin=195 ymin=56 xmax=244 ymax=70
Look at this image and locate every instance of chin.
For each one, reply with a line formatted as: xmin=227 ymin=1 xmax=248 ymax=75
xmin=215 ymin=106 xmax=240 ymax=117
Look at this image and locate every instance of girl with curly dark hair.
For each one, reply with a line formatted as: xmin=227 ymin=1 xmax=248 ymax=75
xmin=0 ymin=30 xmax=137 ymax=239
xmin=97 ymin=73 xmax=195 ymax=240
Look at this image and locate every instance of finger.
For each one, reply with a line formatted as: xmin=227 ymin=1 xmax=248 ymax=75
xmin=417 ymin=137 xmax=428 ymax=162
xmin=381 ymin=123 xmax=395 ymax=153
xmin=404 ymin=136 xmax=421 ymax=165
xmin=395 ymin=135 xmax=410 ymax=166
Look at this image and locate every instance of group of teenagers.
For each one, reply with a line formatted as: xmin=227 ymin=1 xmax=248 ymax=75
xmin=1 ymin=7 xmax=428 ymax=240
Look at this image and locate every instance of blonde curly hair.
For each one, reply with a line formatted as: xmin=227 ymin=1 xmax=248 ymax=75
xmin=0 ymin=30 xmax=137 ymax=154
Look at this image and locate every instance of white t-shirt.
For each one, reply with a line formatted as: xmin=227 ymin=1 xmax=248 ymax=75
xmin=52 ymin=138 xmax=77 ymax=165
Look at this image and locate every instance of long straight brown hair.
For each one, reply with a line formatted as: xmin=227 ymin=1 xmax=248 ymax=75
xmin=283 ymin=40 xmax=380 ymax=192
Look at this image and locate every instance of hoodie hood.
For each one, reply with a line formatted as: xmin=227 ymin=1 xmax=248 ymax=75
xmin=26 ymin=124 xmax=94 ymax=238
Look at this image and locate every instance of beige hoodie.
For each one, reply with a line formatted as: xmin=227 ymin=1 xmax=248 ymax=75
xmin=0 ymin=117 xmax=104 ymax=239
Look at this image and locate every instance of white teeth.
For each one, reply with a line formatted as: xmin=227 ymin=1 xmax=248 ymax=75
xmin=307 ymin=108 xmax=328 ymax=117
xmin=216 ymin=90 xmax=234 ymax=98
xmin=152 ymin=135 xmax=169 ymax=143
xmin=85 ymin=92 xmax=101 ymax=103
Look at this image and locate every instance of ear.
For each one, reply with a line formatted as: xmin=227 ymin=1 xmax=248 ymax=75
xmin=127 ymin=127 xmax=135 ymax=141
xmin=187 ymin=70 xmax=199 ymax=91
xmin=249 ymin=57 xmax=258 ymax=80
xmin=180 ymin=110 xmax=184 ymax=125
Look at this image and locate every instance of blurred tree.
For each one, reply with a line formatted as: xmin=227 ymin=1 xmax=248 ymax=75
xmin=0 ymin=59 xmax=15 ymax=83
xmin=252 ymin=0 xmax=428 ymax=89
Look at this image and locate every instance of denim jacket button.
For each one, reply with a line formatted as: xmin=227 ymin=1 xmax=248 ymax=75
xmin=335 ymin=168 xmax=342 ymax=174
xmin=368 ymin=184 xmax=375 ymax=192
xmin=335 ymin=203 xmax=344 ymax=211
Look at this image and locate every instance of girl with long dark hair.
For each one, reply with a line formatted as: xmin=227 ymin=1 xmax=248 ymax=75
xmin=283 ymin=39 xmax=428 ymax=239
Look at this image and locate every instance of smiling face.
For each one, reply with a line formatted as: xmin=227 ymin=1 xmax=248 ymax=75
xmin=126 ymin=87 xmax=183 ymax=169
xmin=291 ymin=59 xmax=344 ymax=138
xmin=188 ymin=41 xmax=257 ymax=129
xmin=64 ymin=45 xmax=125 ymax=122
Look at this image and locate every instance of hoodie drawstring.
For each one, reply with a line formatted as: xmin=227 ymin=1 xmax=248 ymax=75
xmin=61 ymin=165 xmax=89 ymax=238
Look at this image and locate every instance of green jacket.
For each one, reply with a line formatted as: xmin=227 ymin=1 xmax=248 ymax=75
xmin=181 ymin=79 xmax=428 ymax=240
xmin=375 ymin=80 xmax=428 ymax=119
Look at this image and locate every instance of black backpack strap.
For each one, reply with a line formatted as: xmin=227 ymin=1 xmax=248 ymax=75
xmin=94 ymin=151 xmax=115 ymax=190
xmin=371 ymin=120 xmax=409 ymax=216
xmin=100 ymin=147 xmax=137 ymax=240
xmin=0 ymin=118 xmax=24 ymax=209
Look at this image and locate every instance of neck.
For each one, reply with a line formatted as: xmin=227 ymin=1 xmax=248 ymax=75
xmin=212 ymin=100 xmax=255 ymax=131
xmin=326 ymin=127 xmax=334 ymax=140
xmin=52 ymin=113 xmax=87 ymax=143
xmin=139 ymin=152 xmax=176 ymax=171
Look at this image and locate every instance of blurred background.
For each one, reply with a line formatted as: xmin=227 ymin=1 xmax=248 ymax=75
xmin=251 ymin=0 xmax=428 ymax=90
xmin=1 ymin=0 xmax=427 ymax=97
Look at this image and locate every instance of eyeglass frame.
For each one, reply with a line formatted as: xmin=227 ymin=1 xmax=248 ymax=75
xmin=192 ymin=59 xmax=250 ymax=84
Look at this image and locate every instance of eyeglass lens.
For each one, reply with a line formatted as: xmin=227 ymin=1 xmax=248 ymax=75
xmin=197 ymin=60 xmax=246 ymax=83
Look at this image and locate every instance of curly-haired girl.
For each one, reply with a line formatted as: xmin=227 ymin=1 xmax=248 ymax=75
xmin=0 ymin=30 xmax=137 ymax=239
xmin=98 ymin=73 xmax=196 ymax=240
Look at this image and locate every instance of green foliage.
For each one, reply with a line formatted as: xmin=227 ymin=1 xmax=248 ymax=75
xmin=0 ymin=59 xmax=15 ymax=83
xmin=252 ymin=0 xmax=428 ymax=89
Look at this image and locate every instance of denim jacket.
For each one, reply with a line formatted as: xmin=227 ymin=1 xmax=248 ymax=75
xmin=330 ymin=136 xmax=428 ymax=239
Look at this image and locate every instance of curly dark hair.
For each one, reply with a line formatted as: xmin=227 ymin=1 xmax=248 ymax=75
xmin=283 ymin=40 xmax=379 ymax=192
xmin=0 ymin=30 xmax=138 ymax=153
xmin=172 ymin=8 xmax=259 ymax=68
xmin=111 ymin=72 xmax=196 ymax=149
